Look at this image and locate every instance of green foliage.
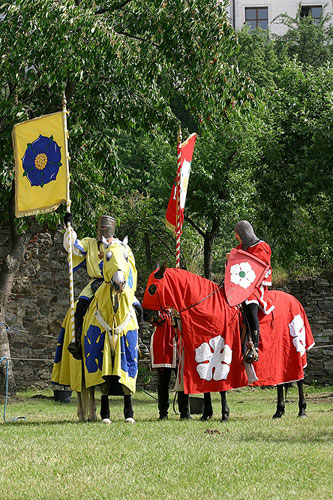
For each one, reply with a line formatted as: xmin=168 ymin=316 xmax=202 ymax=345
xmin=274 ymin=4 xmax=333 ymax=66
xmin=0 ymin=0 xmax=254 ymax=236
xmin=250 ymin=61 xmax=333 ymax=271
xmin=0 ymin=0 xmax=332 ymax=278
xmin=229 ymin=18 xmax=333 ymax=276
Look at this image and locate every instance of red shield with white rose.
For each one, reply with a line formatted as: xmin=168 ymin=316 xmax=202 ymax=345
xmin=224 ymin=248 xmax=269 ymax=307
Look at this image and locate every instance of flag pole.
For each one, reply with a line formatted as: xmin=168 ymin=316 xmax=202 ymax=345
xmin=175 ymin=126 xmax=182 ymax=269
xmin=62 ymin=93 xmax=75 ymax=339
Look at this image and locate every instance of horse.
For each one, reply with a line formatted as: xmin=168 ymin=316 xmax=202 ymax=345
xmin=142 ymin=264 xmax=315 ymax=421
xmin=51 ymin=237 xmax=139 ymax=423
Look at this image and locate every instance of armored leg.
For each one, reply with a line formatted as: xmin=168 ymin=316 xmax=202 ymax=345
xmin=244 ymin=303 xmax=260 ymax=363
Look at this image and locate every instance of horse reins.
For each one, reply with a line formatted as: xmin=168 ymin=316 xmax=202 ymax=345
xmin=178 ymin=281 xmax=225 ymax=314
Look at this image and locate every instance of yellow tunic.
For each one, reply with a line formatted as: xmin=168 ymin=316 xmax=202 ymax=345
xmin=52 ymin=239 xmax=139 ymax=394
xmin=63 ymin=228 xmax=104 ymax=299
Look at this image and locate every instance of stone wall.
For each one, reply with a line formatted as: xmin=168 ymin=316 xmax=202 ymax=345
xmin=275 ymin=279 xmax=333 ymax=385
xmin=0 ymin=226 xmax=332 ymax=391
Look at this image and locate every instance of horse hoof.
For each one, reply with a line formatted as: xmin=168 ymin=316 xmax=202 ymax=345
xmin=298 ymin=413 xmax=307 ymax=418
xmin=125 ymin=417 xmax=136 ymax=424
xmin=102 ymin=418 xmax=111 ymax=424
xmin=272 ymin=412 xmax=283 ymax=419
xmin=220 ymin=416 xmax=229 ymax=422
xmin=200 ymin=413 xmax=213 ymax=422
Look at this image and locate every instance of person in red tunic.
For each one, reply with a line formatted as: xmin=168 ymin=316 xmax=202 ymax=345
xmin=227 ymin=220 xmax=275 ymax=362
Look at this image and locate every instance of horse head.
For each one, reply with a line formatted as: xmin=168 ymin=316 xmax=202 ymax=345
xmin=142 ymin=262 xmax=170 ymax=324
xmin=102 ymin=236 xmax=132 ymax=294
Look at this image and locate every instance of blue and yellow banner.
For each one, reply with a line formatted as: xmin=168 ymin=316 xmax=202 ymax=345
xmin=13 ymin=111 xmax=68 ymax=217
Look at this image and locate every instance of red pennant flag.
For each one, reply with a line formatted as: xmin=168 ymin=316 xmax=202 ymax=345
xmin=166 ymin=133 xmax=196 ymax=233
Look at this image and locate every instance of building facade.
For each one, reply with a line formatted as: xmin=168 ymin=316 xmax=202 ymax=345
xmin=226 ymin=1 xmax=333 ymax=35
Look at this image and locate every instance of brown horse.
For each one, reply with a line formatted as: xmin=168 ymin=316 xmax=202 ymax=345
xmin=142 ymin=264 xmax=315 ymax=420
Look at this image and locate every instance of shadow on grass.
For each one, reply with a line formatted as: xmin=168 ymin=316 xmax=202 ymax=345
xmin=1 ymin=416 xmax=186 ymax=426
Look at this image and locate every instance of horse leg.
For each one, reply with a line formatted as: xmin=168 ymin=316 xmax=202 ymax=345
xmin=178 ymin=391 xmax=192 ymax=420
xmin=157 ymin=368 xmax=172 ymax=420
xmin=87 ymin=386 xmax=97 ymax=422
xmin=77 ymin=391 xmax=85 ymax=422
xmin=297 ymin=379 xmax=307 ymax=418
xmin=220 ymin=391 xmax=230 ymax=422
xmin=273 ymin=384 xmax=285 ymax=419
xmin=200 ymin=392 xmax=213 ymax=421
xmin=122 ymin=385 xmax=135 ymax=423
xmin=124 ymin=395 xmax=135 ymax=423
xmin=100 ymin=382 xmax=111 ymax=424
xmin=80 ymin=385 xmax=90 ymax=422
xmin=77 ymin=367 xmax=86 ymax=421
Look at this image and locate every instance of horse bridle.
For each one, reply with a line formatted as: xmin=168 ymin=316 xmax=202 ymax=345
xmin=152 ymin=281 xmax=225 ymax=329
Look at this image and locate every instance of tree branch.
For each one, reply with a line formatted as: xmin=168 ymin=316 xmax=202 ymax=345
xmin=96 ymin=0 xmax=134 ymax=14
xmin=114 ymin=30 xmax=159 ymax=47
xmin=184 ymin=215 xmax=206 ymax=238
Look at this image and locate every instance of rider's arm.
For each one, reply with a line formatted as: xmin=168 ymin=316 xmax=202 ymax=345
xmin=63 ymin=227 xmax=90 ymax=257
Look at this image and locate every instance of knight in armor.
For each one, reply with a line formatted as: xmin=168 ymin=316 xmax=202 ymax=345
xmin=227 ymin=220 xmax=274 ymax=362
xmin=64 ymin=213 xmax=116 ymax=359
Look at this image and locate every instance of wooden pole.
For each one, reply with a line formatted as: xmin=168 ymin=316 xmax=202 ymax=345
xmin=62 ymin=93 xmax=75 ymax=339
xmin=176 ymin=126 xmax=182 ymax=269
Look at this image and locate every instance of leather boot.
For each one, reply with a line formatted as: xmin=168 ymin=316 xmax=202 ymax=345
xmin=68 ymin=298 xmax=90 ymax=360
xmin=244 ymin=330 xmax=259 ymax=363
xmin=67 ymin=326 xmax=83 ymax=360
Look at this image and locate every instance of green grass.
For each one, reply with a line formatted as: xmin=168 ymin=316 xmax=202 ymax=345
xmin=0 ymin=385 xmax=332 ymax=500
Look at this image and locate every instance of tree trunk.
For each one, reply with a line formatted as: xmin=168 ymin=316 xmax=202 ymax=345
xmin=203 ymin=233 xmax=215 ymax=280
xmin=203 ymin=216 xmax=220 ymax=280
xmin=144 ymin=232 xmax=152 ymax=270
xmin=0 ymin=231 xmax=31 ymax=395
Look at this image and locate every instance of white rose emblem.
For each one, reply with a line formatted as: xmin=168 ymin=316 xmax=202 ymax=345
xmin=230 ymin=261 xmax=256 ymax=289
xmin=289 ymin=314 xmax=306 ymax=356
xmin=195 ymin=335 xmax=232 ymax=381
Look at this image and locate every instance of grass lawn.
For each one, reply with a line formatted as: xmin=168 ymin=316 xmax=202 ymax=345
xmin=0 ymin=385 xmax=332 ymax=500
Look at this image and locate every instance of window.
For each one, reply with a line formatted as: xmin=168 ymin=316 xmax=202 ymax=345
xmin=245 ymin=7 xmax=268 ymax=30
xmin=300 ymin=5 xmax=322 ymax=23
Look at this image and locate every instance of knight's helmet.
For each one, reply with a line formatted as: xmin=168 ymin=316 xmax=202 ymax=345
xmin=234 ymin=220 xmax=259 ymax=250
xmin=97 ymin=215 xmax=116 ymax=241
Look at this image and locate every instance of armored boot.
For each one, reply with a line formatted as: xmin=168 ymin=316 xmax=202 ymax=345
xmin=67 ymin=326 xmax=83 ymax=360
xmin=178 ymin=391 xmax=192 ymax=420
xmin=244 ymin=330 xmax=259 ymax=363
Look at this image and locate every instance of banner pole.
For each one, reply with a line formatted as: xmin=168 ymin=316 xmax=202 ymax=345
xmin=175 ymin=126 xmax=182 ymax=269
xmin=62 ymin=93 xmax=75 ymax=339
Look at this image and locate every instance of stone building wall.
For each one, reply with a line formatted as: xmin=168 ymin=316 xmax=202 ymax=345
xmin=0 ymin=226 xmax=332 ymax=391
